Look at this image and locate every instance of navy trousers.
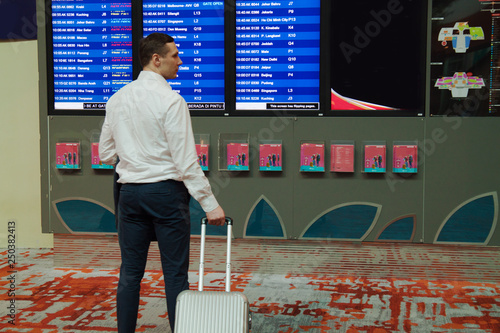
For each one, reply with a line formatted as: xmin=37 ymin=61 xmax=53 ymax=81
xmin=116 ymin=180 xmax=191 ymax=333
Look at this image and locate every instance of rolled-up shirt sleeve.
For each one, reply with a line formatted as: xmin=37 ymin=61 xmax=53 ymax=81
xmin=164 ymin=96 xmax=219 ymax=213
xmin=99 ymin=114 xmax=118 ymax=165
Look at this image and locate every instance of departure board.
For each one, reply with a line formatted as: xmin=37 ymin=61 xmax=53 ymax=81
xmin=51 ymin=0 xmax=133 ymax=110
xmin=143 ymin=1 xmax=225 ymax=110
xmin=235 ymin=0 xmax=320 ymax=111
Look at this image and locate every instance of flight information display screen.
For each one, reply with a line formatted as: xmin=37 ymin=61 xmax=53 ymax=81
xmin=330 ymin=0 xmax=425 ymax=113
xmin=51 ymin=0 xmax=133 ymax=110
xmin=235 ymin=0 xmax=321 ymax=111
xmin=143 ymin=0 xmax=225 ymax=110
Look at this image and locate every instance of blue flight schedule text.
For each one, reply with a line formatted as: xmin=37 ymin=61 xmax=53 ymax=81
xmin=51 ymin=0 xmax=133 ymax=110
xmin=235 ymin=0 xmax=321 ymax=110
xmin=143 ymin=1 xmax=225 ymax=110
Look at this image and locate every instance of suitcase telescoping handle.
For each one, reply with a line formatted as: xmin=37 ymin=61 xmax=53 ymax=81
xmin=199 ymin=217 xmax=233 ymax=292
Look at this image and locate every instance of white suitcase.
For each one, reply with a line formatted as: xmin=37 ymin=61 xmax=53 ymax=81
xmin=174 ymin=217 xmax=251 ymax=333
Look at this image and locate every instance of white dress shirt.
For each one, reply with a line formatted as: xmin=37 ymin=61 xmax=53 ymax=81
xmin=99 ymin=70 xmax=219 ymax=213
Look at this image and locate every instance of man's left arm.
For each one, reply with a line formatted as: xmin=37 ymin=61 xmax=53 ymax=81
xmin=164 ymin=97 xmax=219 ymax=213
xmin=99 ymin=114 xmax=117 ymax=165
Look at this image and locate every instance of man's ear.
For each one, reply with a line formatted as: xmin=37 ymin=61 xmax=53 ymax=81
xmin=151 ymin=54 xmax=161 ymax=67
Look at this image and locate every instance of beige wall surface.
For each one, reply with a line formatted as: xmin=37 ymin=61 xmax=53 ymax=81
xmin=0 ymin=40 xmax=53 ymax=248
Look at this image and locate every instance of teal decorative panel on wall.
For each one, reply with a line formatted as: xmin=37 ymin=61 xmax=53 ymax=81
xmin=435 ymin=192 xmax=497 ymax=245
xmin=300 ymin=203 xmax=381 ymax=240
xmin=53 ymin=198 xmax=116 ymax=233
xmin=376 ymin=215 xmax=416 ymax=242
xmin=244 ymin=196 xmax=286 ymax=238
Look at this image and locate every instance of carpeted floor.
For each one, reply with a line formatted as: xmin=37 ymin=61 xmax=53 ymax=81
xmin=1 ymin=239 xmax=500 ymax=332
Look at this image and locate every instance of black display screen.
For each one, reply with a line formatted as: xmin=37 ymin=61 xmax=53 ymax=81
xmin=330 ymin=0 xmax=425 ymax=113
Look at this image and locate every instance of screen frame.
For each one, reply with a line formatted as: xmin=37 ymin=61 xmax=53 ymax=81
xmin=44 ymin=0 xmax=427 ymax=117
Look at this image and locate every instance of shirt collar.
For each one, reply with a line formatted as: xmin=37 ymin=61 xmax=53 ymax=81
xmin=137 ymin=70 xmax=172 ymax=90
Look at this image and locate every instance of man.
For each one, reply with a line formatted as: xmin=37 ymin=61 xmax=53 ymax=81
xmin=99 ymin=32 xmax=225 ymax=333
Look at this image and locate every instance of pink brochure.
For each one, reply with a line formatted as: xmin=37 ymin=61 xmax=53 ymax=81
xmin=259 ymin=143 xmax=282 ymax=171
xmin=91 ymin=143 xmax=114 ymax=169
xmin=331 ymin=144 xmax=354 ymax=172
xmin=227 ymin=143 xmax=249 ymax=171
xmin=393 ymin=144 xmax=418 ymax=173
xmin=300 ymin=143 xmax=325 ymax=172
xmin=56 ymin=142 xmax=80 ymax=169
xmin=364 ymin=145 xmax=386 ymax=173
xmin=196 ymin=144 xmax=209 ymax=171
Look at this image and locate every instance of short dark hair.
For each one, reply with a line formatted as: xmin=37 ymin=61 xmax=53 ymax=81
xmin=139 ymin=33 xmax=175 ymax=68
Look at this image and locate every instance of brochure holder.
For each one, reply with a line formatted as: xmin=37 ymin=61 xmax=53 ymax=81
xmin=194 ymin=134 xmax=210 ymax=171
xmin=56 ymin=141 xmax=81 ymax=170
xmin=330 ymin=140 xmax=355 ymax=173
xmin=300 ymin=141 xmax=325 ymax=172
xmin=91 ymin=134 xmax=114 ymax=170
xmin=259 ymin=140 xmax=283 ymax=171
xmin=363 ymin=141 xmax=386 ymax=173
xmin=393 ymin=141 xmax=418 ymax=173
xmin=218 ymin=133 xmax=250 ymax=171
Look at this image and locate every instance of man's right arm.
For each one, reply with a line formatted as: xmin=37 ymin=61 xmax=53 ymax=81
xmin=206 ymin=206 xmax=225 ymax=226
xmin=99 ymin=116 xmax=117 ymax=165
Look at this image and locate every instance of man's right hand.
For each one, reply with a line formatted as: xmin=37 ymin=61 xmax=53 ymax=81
xmin=206 ymin=206 xmax=225 ymax=226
